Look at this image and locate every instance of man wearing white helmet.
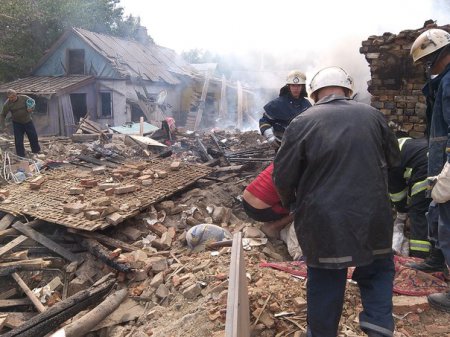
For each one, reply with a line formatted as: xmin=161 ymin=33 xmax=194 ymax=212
xmin=259 ymin=70 xmax=311 ymax=149
xmin=410 ymin=28 xmax=450 ymax=313
xmin=273 ymin=66 xmax=400 ymax=337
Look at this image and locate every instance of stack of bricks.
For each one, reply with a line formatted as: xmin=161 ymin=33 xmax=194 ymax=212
xmin=359 ymin=22 xmax=450 ymax=138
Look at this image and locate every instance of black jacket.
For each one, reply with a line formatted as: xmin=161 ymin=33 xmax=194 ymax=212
xmin=388 ymin=137 xmax=428 ymax=212
xmin=273 ymin=95 xmax=401 ymax=269
xmin=259 ymin=85 xmax=311 ymax=140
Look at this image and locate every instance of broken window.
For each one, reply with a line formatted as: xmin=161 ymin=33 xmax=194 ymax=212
xmin=67 ymin=49 xmax=85 ymax=74
xmin=31 ymin=96 xmax=48 ymax=115
xmin=100 ymin=92 xmax=112 ymax=117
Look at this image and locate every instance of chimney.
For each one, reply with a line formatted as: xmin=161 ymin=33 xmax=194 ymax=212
xmin=136 ymin=26 xmax=152 ymax=45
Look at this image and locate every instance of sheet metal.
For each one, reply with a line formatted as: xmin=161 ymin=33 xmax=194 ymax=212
xmin=73 ymin=28 xmax=196 ymax=85
xmin=0 ymin=75 xmax=94 ymax=96
xmin=0 ymin=160 xmax=212 ymax=231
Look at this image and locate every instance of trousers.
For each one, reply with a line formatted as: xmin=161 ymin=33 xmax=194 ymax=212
xmin=306 ymin=257 xmax=395 ymax=337
xmin=429 ymin=201 xmax=450 ymax=265
xmin=12 ymin=121 xmax=40 ymax=158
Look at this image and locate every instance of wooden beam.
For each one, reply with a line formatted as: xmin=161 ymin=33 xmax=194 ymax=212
xmin=0 ymin=299 xmax=31 ymax=309
xmin=11 ymin=273 xmax=46 ymax=313
xmin=0 ymin=235 xmax=27 ymax=258
xmin=0 ymin=214 xmax=15 ymax=230
xmin=12 ymin=222 xmax=82 ymax=263
xmin=194 ymin=73 xmax=211 ymax=130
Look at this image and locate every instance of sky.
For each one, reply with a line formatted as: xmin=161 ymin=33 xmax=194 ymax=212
xmin=119 ymin=0 xmax=450 ymax=101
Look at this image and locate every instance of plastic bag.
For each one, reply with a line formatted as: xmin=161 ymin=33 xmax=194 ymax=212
xmin=280 ymin=222 xmax=302 ymax=260
xmin=186 ymin=224 xmax=232 ymax=249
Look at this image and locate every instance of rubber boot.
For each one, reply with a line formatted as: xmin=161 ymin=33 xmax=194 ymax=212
xmin=428 ymin=291 xmax=450 ymax=313
xmin=406 ymin=247 xmax=446 ymax=273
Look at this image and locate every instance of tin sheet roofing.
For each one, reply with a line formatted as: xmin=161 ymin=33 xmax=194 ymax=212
xmin=73 ymin=28 xmax=196 ymax=85
xmin=0 ymin=75 xmax=94 ymax=96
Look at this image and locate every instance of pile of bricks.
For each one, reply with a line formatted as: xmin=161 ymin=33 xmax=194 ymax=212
xmin=360 ymin=23 xmax=450 ymax=137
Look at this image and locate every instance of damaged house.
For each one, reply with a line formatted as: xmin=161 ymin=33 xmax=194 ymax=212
xmin=0 ymin=27 xmax=255 ymax=136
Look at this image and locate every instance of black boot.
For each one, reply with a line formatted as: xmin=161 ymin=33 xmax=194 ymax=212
xmin=406 ymin=247 xmax=446 ymax=273
xmin=428 ymin=291 xmax=450 ymax=313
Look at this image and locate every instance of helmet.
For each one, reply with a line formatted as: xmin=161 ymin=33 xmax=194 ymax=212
xmin=286 ymin=70 xmax=306 ymax=85
xmin=309 ymin=66 xmax=353 ymax=98
xmin=410 ymin=28 xmax=450 ymax=64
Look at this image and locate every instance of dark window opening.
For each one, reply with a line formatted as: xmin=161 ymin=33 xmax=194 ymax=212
xmin=100 ymin=92 xmax=112 ymax=117
xmin=29 ymin=95 xmax=48 ymax=115
xmin=70 ymin=93 xmax=87 ymax=123
xmin=68 ymin=49 xmax=85 ymax=74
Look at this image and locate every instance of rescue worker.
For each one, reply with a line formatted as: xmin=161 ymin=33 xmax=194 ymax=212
xmin=388 ymin=136 xmax=432 ymax=258
xmin=410 ymin=28 xmax=450 ymax=312
xmin=259 ymin=70 xmax=311 ymax=148
xmin=273 ymin=66 xmax=401 ymax=337
xmin=0 ymin=89 xmax=41 ymax=158
xmin=242 ymin=162 xmax=293 ymax=238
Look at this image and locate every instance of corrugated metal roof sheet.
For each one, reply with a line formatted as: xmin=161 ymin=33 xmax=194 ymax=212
xmin=73 ymin=28 xmax=196 ymax=85
xmin=0 ymin=75 xmax=95 ymax=96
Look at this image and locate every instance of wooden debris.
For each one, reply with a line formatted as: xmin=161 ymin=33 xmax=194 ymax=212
xmin=62 ymin=288 xmax=128 ymax=337
xmin=12 ymin=222 xmax=82 ymax=263
xmin=81 ymin=238 xmax=131 ymax=273
xmin=1 ymin=278 xmax=116 ymax=337
xmin=11 ymin=272 xmax=46 ymax=313
xmin=0 ymin=213 xmax=15 ymax=230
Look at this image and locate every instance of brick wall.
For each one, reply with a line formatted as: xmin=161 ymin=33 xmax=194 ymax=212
xmin=360 ymin=23 xmax=450 ymax=138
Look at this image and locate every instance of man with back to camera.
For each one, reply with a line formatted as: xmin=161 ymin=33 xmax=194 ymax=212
xmin=273 ymin=66 xmax=401 ymax=337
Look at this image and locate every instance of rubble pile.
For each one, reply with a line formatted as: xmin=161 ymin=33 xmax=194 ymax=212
xmin=0 ymin=128 xmax=449 ymax=337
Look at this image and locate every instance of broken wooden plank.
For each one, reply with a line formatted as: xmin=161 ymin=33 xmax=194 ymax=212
xmin=62 ymin=288 xmax=128 ymax=337
xmin=0 ymin=213 xmax=15 ymax=230
xmin=0 ymin=220 xmax=43 ymax=240
xmin=0 ymin=299 xmax=31 ymax=309
xmin=0 ymin=235 xmax=28 ymax=258
xmin=1 ymin=279 xmax=116 ymax=337
xmin=0 ymin=288 xmax=17 ymax=300
xmin=81 ymin=238 xmax=131 ymax=273
xmin=69 ymin=229 xmax=138 ymax=252
xmin=11 ymin=273 xmax=46 ymax=313
xmin=12 ymin=222 xmax=81 ymax=263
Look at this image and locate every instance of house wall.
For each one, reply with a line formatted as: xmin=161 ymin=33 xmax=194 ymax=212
xmin=360 ymin=24 xmax=450 ymax=138
xmin=33 ymin=34 xmax=119 ymax=78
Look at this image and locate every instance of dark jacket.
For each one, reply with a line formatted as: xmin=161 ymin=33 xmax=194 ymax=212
xmin=259 ymin=85 xmax=311 ymax=140
xmin=273 ymin=95 xmax=401 ymax=269
xmin=423 ymin=64 xmax=450 ymax=176
xmin=388 ymin=137 xmax=428 ymax=212
xmin=0 ymin=95 xmax=34 ymax=129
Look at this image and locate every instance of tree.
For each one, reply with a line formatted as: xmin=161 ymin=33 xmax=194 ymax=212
xmin=0 ymin=0 xmax=144 ymax=82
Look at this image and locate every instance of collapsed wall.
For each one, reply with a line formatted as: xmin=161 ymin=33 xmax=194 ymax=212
xmin=360 ymin=22 xmax=450 ymax=138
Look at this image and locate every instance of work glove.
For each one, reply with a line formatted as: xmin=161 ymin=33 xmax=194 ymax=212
xmin=430 ymin=162 xmax=450 ymax=203
xmin=263 ymin=128 xmax=280 ymax=149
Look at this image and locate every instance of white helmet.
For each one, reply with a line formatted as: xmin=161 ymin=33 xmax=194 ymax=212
xmin=286 ymin=70 xmax=306 ymax=85
xmin=309 ymin=66 xmax=353 ymax=98
xmin=410 ymin=28 xmax=450 ymax=64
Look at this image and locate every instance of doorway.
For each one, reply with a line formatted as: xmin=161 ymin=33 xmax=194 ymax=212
xmin=70 ymin=93 xmax=87 ymax=123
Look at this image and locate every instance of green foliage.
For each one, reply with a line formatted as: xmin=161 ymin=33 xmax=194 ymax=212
xmin=0 ymin=0 xmax=144 ymax=82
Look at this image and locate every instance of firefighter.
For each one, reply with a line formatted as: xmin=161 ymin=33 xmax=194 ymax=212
xmin=410 ymin=28 xmax=450 ymax=313
xmin=259 ymin=70 xmax=311 ymax=148
xmin=388 ymin=136 xmax=432 ymax=258
xmin=273 ymin=66 xmax=400 ymax=337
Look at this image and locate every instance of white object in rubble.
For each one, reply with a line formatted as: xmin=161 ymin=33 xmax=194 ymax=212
xmin=280 ymin=222 xmax=302 ymax=260
xmin=186 ymin=223 xmax=232 ymax=249
xmin=392 ymin=216 xmax=408 ymax=256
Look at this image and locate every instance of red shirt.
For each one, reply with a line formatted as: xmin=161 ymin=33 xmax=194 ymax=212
xmin=246 ymin=163 xmax=288 ymax=214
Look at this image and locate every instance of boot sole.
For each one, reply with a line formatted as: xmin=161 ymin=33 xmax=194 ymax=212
xmin=428 ymin=298 xmax=450 ymax=313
